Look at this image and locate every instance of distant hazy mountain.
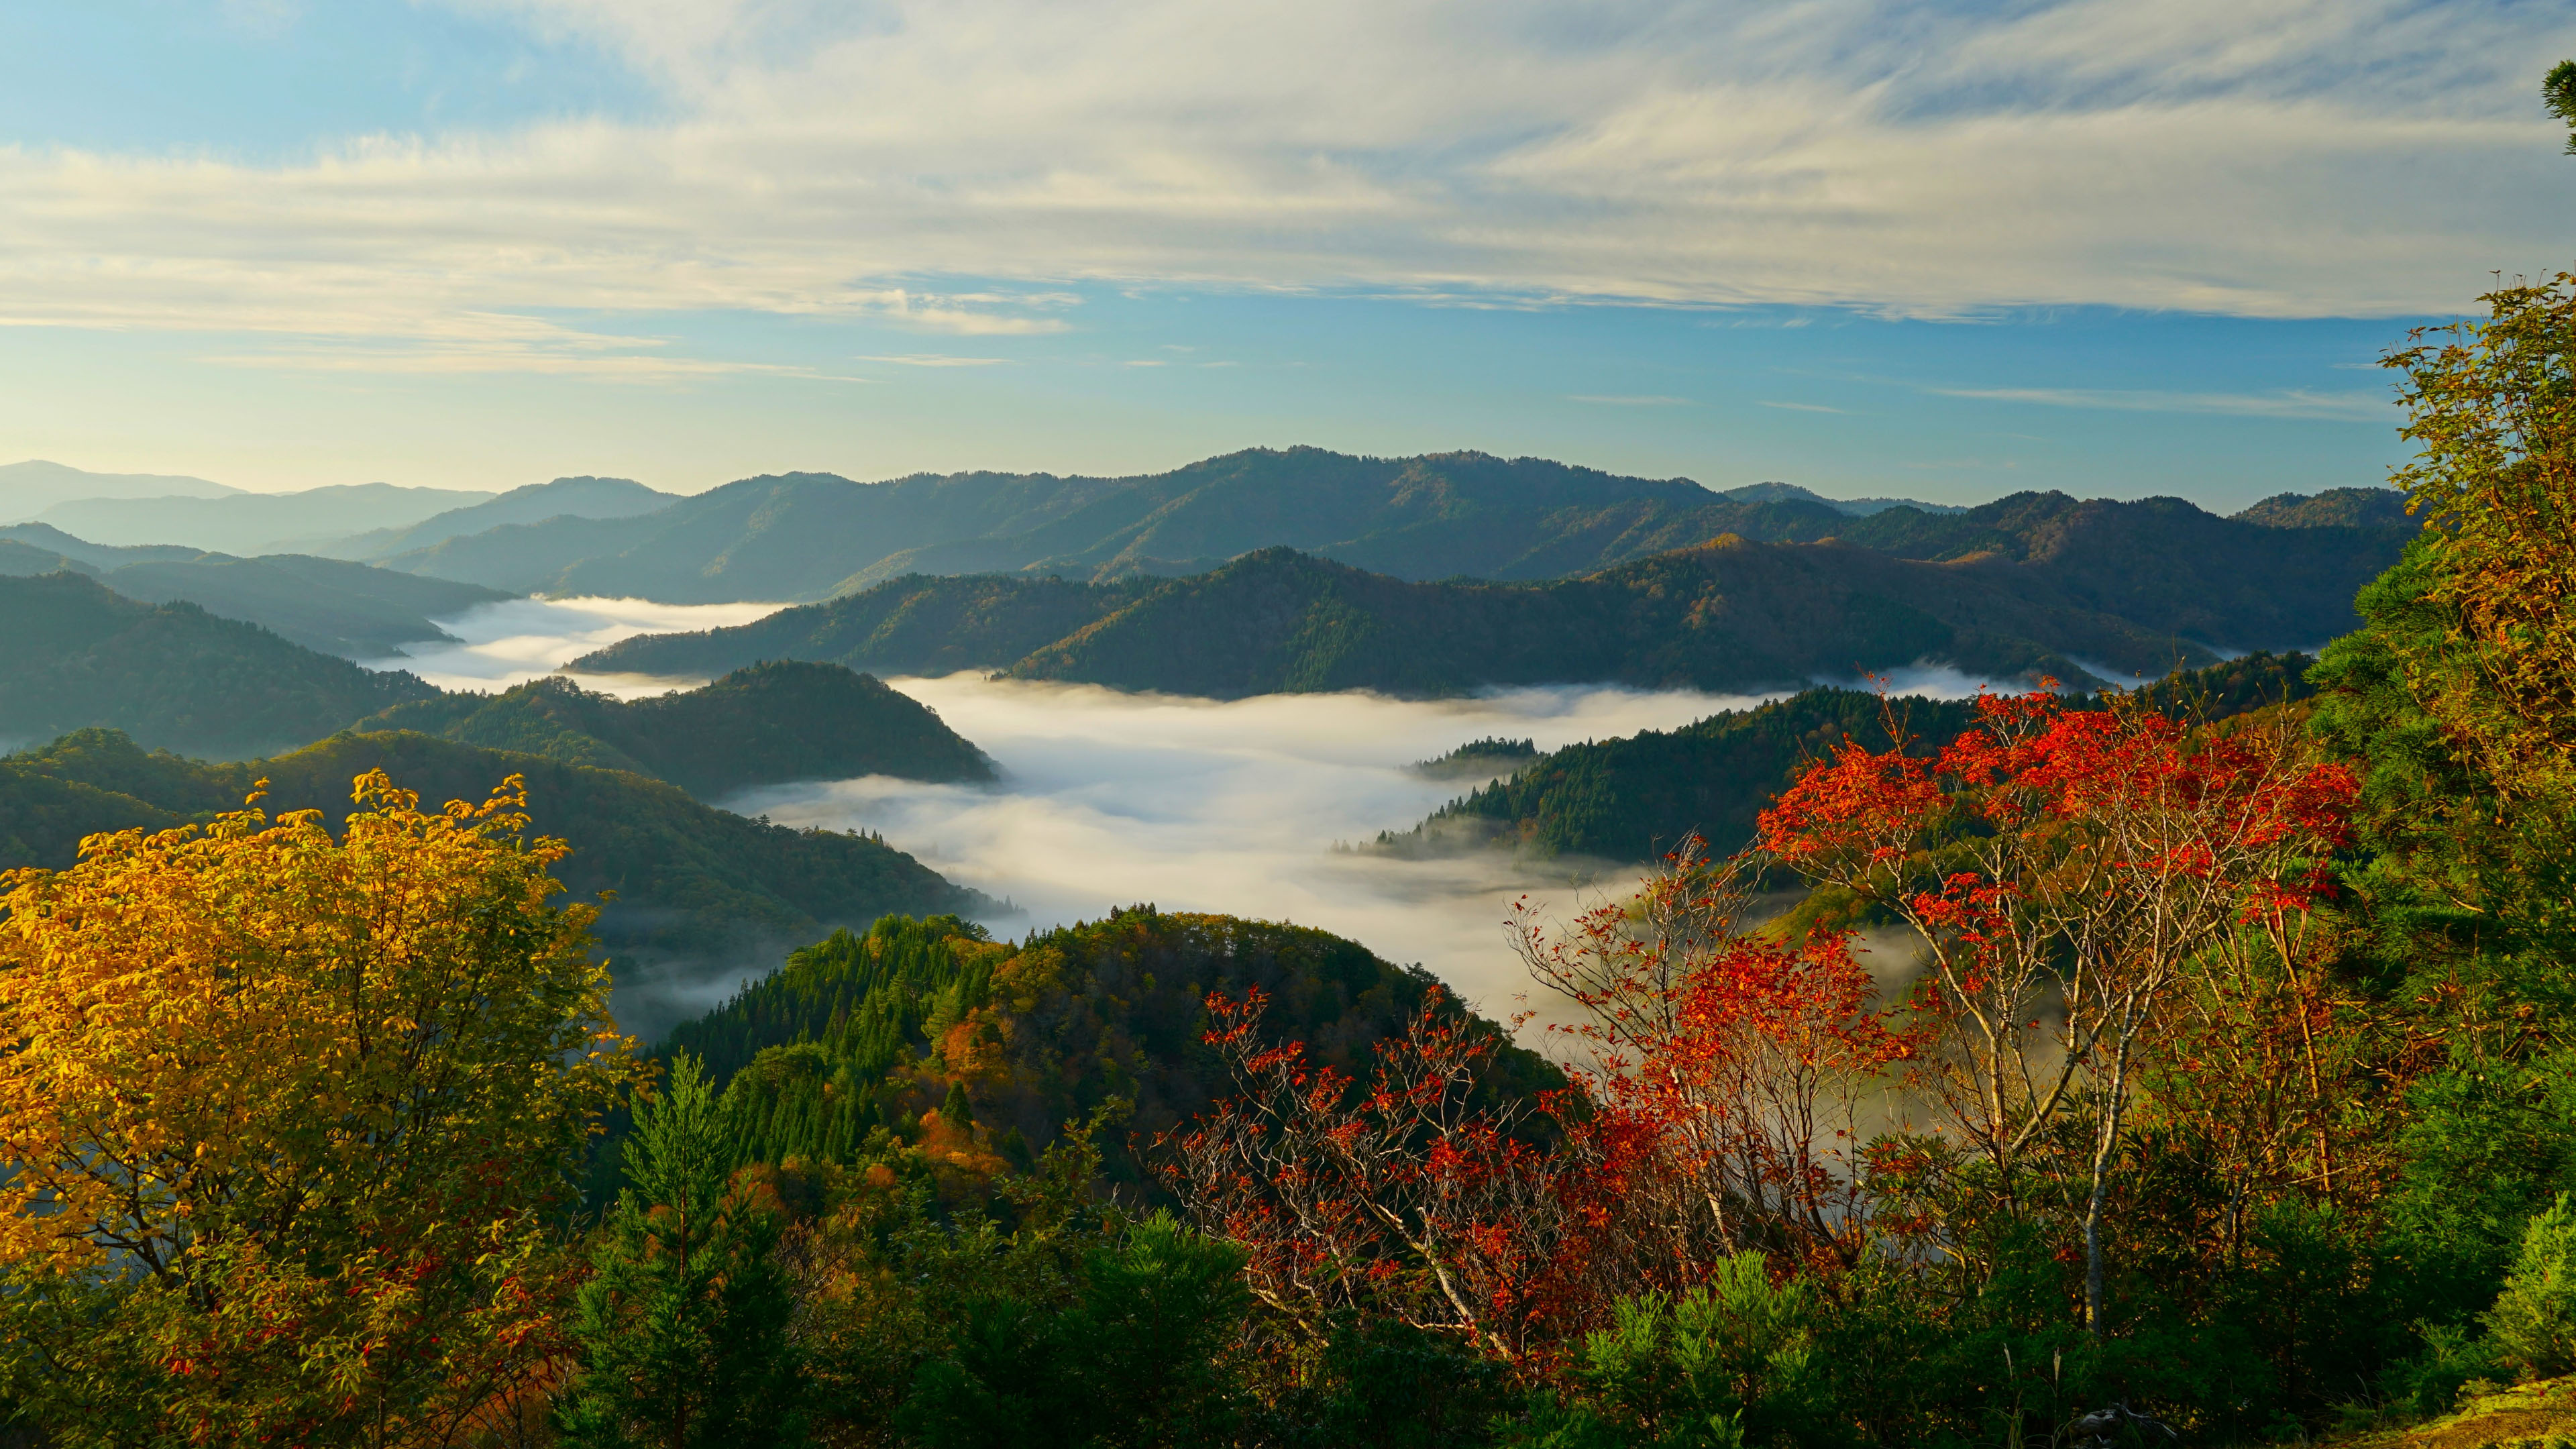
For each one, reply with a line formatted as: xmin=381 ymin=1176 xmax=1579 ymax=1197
xmin=386 ymin=448 xmax=2030 ymax=602
xmin=316 ymin=476 xmax=682 ymax=560
xmin=95 ymin=555 xmax=513 ymax=657
xmin=0 ymin=522 xmax=203 ymax=569
xmin=0 ymin=460 xmax=240 ymax=521
xmin=0 ymin=525 xmax=514 ymax=656
xmin=1717 ymin=481 xmax=1968 ymax=516
xmin=0 ymin=572 xmax=441 ymax=759
xmin=36 ymin=482 xmax=496 ymax=554
xmin=355 ymin=662 xmax=996 ymax=799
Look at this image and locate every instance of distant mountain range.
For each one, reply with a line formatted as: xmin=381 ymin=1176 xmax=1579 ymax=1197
xmin=0 ymin=460 xmax=238 ymax=519
xmin=0 ymin=524 xmax=511 ymax=657
xmin=2 ymin=466 xmax=682 ymax=560
xmin=35 ymin=481 xmax=497 ymax=554
xmin=578 ymin=486 xmax=2409 ymax=694
xmin=315 ymin=476 xmax=681 ymax=561
xmin=376 ymin=449 xmax=2041 ymax=602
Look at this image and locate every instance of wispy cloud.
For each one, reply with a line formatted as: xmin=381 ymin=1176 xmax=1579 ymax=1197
xmin=1 ymin=0 xmax=2567 ymax=354
xmin=1568 ymin=394 xmax=1693 ymax=406
xmin=1758 ymin=400 xmax=1845 ymax=413
xmin=1925 ymin=385 xmax=2393 ymax=421
xmin=857 ymin=354 xmax=1011 ymax=367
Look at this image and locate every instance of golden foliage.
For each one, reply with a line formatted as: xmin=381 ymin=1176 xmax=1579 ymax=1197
xmin=2387 ymin=272 xmax=2576 ymax=798
xmin=0 ymin=769 xmax=643 ymax=1446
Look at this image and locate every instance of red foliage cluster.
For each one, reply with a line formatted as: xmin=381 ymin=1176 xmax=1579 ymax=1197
xmin=1161 ymin=686 xmax=2362 ymax=1355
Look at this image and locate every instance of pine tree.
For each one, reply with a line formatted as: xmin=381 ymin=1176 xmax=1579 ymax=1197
xmin=561 ymin=1053 xmax=805 ymax=1449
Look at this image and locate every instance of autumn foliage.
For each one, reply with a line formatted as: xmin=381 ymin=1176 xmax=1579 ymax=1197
xmin=0 ymin=771 xmax=639 ymax=1447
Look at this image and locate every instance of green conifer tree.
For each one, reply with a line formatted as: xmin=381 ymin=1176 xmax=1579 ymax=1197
xmin=2487 ymin=1194 xmax=2576 ymax=1381
xmin=561 ymin=1053 xmax=805 ymax=1449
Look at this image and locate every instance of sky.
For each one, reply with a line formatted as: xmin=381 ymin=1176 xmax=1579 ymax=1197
xmin=1 ymin=1 xmax=2571 ymax=510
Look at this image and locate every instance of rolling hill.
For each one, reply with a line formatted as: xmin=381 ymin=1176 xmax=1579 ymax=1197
xmin=356 ymin=661 xmax=996 ymax=798
xmin=581 ymin=539 xmax=2233 ymax=696
xmin=93 ymin=554 xmax=513 ymax=656
xmin=0 ymin=533 xmax=513 ymax=655
xmin=379 ymin=449 xmax=2411 ymax=629
xmin=0 ymin=728 xmax=989 ymax=1042
xmin=0 ymin=572 xmax=443 ymax=759
xmin=659 ymin=908 xmax=1557 ymax=1191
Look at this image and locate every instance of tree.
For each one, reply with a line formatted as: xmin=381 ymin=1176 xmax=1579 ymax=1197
xmin=1758 ymin=692 xmax=2357 ymax=1334
xmin=1161 ymin=987 xmax=1570 ymax=1361
xmin=2485 ymin=1193 xmax=2576 ymax=1381
xmin=2547 ymin=62 xmax=2576 ymax=154
xmin=0 ymin=771 xmax=636 ymax=1448
xmin=559 ymin=1052 xmax=803 ymax=1449
xmin=1508 ymin=840 xmax=1906 ymax=1279
xmin=2383 ymin=272 xmax=2576 ymax=802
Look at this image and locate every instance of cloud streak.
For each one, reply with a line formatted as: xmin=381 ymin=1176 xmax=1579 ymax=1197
xmin=1925 ymin=384 xmax=2395 ymax=421
xmin=3 ymin=0 xmax=2569 ymax=362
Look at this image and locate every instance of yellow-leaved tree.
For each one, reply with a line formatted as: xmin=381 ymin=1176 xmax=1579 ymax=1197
xmin=0 ymin=771 xmax=643 ymax=1449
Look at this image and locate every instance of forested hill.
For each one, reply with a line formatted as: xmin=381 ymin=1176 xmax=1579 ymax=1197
xmin=656 ymin=909 xmax=1558 ymax=1193
xmin=0 ymin=528 xmax=515 ymax=656
xmin=1377 ymin=651 xmax=2320 ymax=862
xmin=587 ymin=539 xmax=2235 ymax=696
xmin=0 ymin=728 xmax=987 ymax=1041
xmin=357 ymin=661 xmax=995 ymax=799
xmin=380 ymin=444 xmax=2412 ymax=605
xmin=0 ymin=571 xmax=441 ymax=759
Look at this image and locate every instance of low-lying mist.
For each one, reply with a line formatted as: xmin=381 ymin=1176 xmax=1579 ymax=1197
xmin=369 ymin=596 xmax=2000 ymax=1038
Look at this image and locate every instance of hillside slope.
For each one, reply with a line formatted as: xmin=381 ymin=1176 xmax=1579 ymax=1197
xmin=357 ymin=661 xmax=995 ymax=798
xmin=0 ymin=728 xmax=988 ymax=1040
xmin=318 ymin=475 xmax=681 ymax=560
xmin=96 ymin=553 xmax=513 ymax=655
xmin=0 ymin=572 xmax=441 ymax=758
xmin=1378 ymin=652 xmax=2320 ymax=862
xmin=662 ymin=908 xmax=1558 ymax=1190
xmin=589 ymin=541 xmax=2218 ymax=696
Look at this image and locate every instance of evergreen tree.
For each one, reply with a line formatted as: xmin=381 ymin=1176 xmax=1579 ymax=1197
xmin=561 ymin=1053 xmax=804 ymax=1449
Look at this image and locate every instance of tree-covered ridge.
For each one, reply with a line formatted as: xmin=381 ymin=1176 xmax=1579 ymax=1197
xmin=661 ymin=908 xmax=1558 ymax=1193
xmin=384 ymin=445 xmax=2412 ymax=608
xmin=573 ymin=573 xmax=1157 ymax=680
xmin=87 ymin=552 xmax=513 ymax=657
xmin=357 ymin=661 xmax=996 ymax=800
xmin=0 ymin=570 xmax=441 ymax=759
xmin=1382 ymin=651 xmax=2320 ymax=861
xmin=2236 ymin=486 xmax=2416 ymax=529
xmin=587 ymin=537 xmax=2250 ymax=697
xmin=0 ymin=727 xmax=986 ymax=1038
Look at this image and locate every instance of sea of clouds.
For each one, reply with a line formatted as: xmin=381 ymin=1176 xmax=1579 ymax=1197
xmin=375 ymin=596 xmax=1997 ymax=1034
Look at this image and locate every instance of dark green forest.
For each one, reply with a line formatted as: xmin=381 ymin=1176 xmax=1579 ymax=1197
xmin=358 ymin=661 xmax=994 ymax=799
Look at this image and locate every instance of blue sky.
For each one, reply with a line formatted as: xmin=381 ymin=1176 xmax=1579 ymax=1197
xmin=1 ymin=0 xmax=2569 ymax=508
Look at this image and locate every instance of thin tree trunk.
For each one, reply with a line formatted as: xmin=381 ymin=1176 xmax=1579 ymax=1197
xmin=2082 ymin=1032 xmax=2135 ymax=1337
